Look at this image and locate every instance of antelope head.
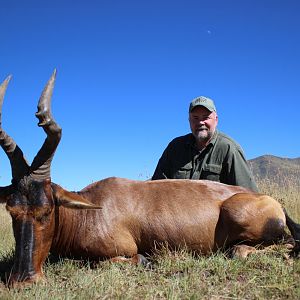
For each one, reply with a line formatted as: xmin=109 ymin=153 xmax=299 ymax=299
xmin=0 ymin=71 xmax=61 ymax=287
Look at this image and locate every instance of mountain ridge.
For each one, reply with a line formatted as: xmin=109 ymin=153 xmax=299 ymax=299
xmin=248 ymin=155 xmax=300 ymax=186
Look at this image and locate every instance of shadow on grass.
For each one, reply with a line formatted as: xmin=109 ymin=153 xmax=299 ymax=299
xmin=0 ymin=251 xmax=14 ymax=285
xmin=46 ymin=253 xmax=108 ymax=270
xmin=0 ymin=252 xmax=95 ymax=286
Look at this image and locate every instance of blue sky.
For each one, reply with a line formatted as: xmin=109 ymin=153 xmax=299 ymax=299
xmin=1 ymin=0 xmax=299 ymax=190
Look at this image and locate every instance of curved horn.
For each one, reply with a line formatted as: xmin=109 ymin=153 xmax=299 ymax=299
xmin=0 ymin=75 xmax=30 ymax=181
xmin=0 ymin=75 xmax=12 ymax=124
xmin=35 ymin=69 xmax=57 ymax=129
xmin=30 ymin=69 xmax=62 ymax=180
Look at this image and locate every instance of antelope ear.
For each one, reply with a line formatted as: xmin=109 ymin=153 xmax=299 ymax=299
xmin=58 ymin=198 xmax=102 ymax=210
xmin=0 ymin=185 xmax=14 ymax=203
xmin=0 ymin=195 xmax=8 ymax=203
xmin=51 ymin=183 xmax=102 ymax=210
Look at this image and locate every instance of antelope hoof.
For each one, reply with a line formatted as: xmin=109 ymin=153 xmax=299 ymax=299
xmin=231 ymin=245 xmax=257 ymax=259
xmin=136 ymin=254 xmax=151 ymax=268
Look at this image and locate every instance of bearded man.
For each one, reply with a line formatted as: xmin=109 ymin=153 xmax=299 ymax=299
xmin=152 ymin=96 xmax=258 ymax=192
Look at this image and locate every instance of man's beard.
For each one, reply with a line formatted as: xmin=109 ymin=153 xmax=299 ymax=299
xmin=193 ymin=126 xmax=213 ymax=144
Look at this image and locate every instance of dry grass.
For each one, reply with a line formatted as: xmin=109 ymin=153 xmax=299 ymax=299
xmin=257 ymin=177 xmax=300 ymax=221
xmin=0 ymin=204 xmax=14 ymax=255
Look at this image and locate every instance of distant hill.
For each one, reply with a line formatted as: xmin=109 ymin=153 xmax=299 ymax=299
xmin=248 ymin=155 xmax=300 ymax=187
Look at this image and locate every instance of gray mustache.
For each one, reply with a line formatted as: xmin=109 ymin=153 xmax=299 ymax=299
xmin=197 ymin=126 xmax=208 ymax=130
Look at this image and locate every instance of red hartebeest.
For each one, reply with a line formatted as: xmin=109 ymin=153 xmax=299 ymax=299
xmin=0 ymin=71 xmax=299 ymax=287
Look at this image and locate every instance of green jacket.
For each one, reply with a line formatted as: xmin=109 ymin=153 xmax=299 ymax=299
xmin=152 ymin=130 xmax=258 ymax=192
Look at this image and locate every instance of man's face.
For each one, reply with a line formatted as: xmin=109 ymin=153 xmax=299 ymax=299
xmin=189 ymin=106 xmax=218 ymax=144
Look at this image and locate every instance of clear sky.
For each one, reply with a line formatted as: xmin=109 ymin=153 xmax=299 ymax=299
xmin=0 ymin=0 xmax=299 ymax=190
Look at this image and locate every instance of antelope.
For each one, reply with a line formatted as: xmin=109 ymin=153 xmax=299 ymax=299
xmin=0 ymin=71 xmax=299 ymax=288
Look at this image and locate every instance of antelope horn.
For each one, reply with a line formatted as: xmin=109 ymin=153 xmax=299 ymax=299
xmin=30 ymin=70 xmax=62 ymax=180
xmin=0 ymin=75 xmax=12 ymax=126
xmin=0 ymin=75 xmax=30 ymax=181
xmin=35 ymin=69 xmax=57 ymax=129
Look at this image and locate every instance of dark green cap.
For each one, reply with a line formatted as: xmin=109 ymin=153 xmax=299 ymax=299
xmin=189 ymin=96 xmax=217 ymax=113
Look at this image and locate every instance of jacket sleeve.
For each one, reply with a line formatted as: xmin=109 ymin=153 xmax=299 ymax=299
xmin=152 ymin=145 xmax=172 ymax=180
xmin=223 ymin=146 xmax=259 ymax=192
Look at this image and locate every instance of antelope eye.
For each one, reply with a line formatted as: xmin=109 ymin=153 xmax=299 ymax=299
xmin=6 ymin=195 xmax=18 ymax=207
xmin=34 ymin=206 xmax=53 ymax=222
xmin=5 ymin=205 xmax=26 ymax=220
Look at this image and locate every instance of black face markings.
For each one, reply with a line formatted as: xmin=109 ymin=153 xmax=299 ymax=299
xmin=7 ymin=178 xmax=56 ymax=282
xmin=12 ymin=219 xmax=35 ymax=279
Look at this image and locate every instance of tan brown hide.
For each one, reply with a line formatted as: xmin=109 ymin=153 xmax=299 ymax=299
xmin=50 ymin=178 xmax=286 ymax=259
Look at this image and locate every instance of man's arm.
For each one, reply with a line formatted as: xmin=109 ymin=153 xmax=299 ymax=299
xmin=223 ymin=146 xmax=259 ymax=192
xmin=152 ymin=147 xmax=170 ymax=180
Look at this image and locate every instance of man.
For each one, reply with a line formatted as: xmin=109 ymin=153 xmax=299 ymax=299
xmin=152 ymin=96 xmax=258 ymax=192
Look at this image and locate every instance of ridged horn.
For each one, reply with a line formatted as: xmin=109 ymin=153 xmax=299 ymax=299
xmin=35 ymin=69 xmax=57 ymax=128
xmin=0 ymin=75 xmax=30 ymax=180
xmin=30 ymin=69 xmax=62 ymax=180
xmin=0 ymin=75 xmax=12 ymax=126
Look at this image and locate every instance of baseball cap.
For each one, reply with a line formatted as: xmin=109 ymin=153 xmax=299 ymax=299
xmin=189 ymin=96 xmax=217 ymax=113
